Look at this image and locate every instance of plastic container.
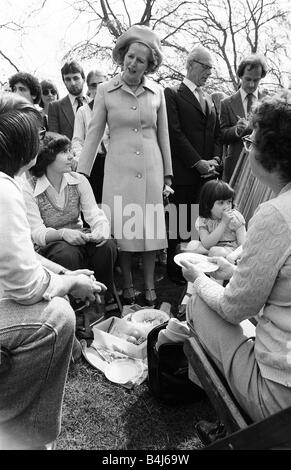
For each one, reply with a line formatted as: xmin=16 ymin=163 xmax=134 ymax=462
xmin=131 ymin=309 xmax=170 ymax=334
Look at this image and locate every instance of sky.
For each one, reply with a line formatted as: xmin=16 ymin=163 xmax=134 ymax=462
xmin=2 ymin=0 xmax=291 ymax=94
xmin=0 ymin=0 xmax=109 ymax=96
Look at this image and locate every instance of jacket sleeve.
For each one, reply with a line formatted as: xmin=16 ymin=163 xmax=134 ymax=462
xmin=157 ymin=88 xmax=173 ymax=177
xmin=77 ymin=85 xmax=107 ymax=176
xmin=164 ymin=87 xmax=202 ymax=168
xmin=220 ymin=99 xmax=241 ymax=144
xmin=48 ymin=101 xmax=60 ymax=134
xmin=193 ymin=203 xmax=291 ymax=324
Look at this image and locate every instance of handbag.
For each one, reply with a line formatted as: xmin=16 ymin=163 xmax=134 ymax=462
xmin=147 ymin=323 xmax=205 ymax=405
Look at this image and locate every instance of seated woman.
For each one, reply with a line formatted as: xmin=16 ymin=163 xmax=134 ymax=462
xmin=0 ymin=93 xmax=105 ymax=449
xmin=23 ymin=133 xmax=117 ymax=306
xmin=181 ymin=90 xmax=291 ymax=423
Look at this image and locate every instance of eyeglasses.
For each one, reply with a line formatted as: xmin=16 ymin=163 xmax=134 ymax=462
xmin=242 ymin=135 xmax=256 ymax=152
xmin=192 ymin=59 xmax=213 ymax=71
xmin=39 ymin=127 xmax=46 ymax=141
xmin=42 ymin=89 xmax=57 ymax=96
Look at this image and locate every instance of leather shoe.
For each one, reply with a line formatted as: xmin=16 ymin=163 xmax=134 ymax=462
xmin=195 ymin=420 xmax=226 ymax=445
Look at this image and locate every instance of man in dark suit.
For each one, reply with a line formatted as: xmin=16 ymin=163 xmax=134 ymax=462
xmin=164 ymin=46 xmax=222 ymax=283
xmin=48 ymin=60 xmax=88 ymax=140
xmin=220 ymin=54 xmax=267 ymax=182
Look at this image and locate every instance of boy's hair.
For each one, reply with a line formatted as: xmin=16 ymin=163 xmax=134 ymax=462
xmin=199 ymin=179 xmax=235 ymax=218
xmin=61 ymin=61 xmax=85 ymax=80
xmin=30 ymin=132 xmax=71 ymax=177
xmin=0 ymin=92 xmax=42 ymax=177
xmin=9 ymin=72 xmax=42 ymax=104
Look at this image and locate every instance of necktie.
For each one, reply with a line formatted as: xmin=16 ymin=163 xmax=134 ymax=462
xmin=76 ymin=96 xmax=84 ymax=112
xmin=196 ymin=87 xmax=206 ymax=114
xmin=246 ymin=93 xmax=254 ymax=116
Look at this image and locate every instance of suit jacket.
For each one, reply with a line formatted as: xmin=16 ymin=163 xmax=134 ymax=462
xmin=220 ymin=90 xmax=261 ymax=182
xmin=48 ymin=95 xmax=75 ymax=140
xmin=164 ymin=83 xmax=222 ymax=192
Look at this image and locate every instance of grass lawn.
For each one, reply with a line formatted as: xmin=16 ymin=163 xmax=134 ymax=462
xmin=56 ymin=256 xmax=217 ymax=450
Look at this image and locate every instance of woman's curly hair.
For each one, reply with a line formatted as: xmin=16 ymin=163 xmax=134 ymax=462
xmin=251 ymin=90 xmax=291 ymax=182
xmin=30 ymin=132 xmax=71 ymax=177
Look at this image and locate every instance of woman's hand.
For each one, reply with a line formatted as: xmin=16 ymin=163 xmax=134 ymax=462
xmin=62 ymin=229 xmax=87 ymax=246
xmin=164 ymin=175 xmax=172 ymax=187
xmin=208 ymin=256 xmax=235 ymax=280
xmin=180 ymin=259 xmax=204 ymax=283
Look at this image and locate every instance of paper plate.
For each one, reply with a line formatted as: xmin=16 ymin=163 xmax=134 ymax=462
xmin=174 ymin=253 xmax=218 ymax=273
xmin=104 ymin=358 xmax=142 ymax=384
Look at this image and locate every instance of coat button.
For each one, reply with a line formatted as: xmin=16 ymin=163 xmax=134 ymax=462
xmin=136 ymin=173 xmax=142 ymax=179
xmin=114 ymin=81 xmax=119 ymax=86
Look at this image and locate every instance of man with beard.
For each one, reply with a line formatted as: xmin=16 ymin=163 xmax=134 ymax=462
xmin=48 ymin=61 xmax=88 ymax=140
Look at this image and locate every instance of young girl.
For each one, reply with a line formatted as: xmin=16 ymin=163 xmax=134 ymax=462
xmin=179 ymin=180 xmax=246 ymax=314
xmin=186 ymin=179 xmax=246 ymax=264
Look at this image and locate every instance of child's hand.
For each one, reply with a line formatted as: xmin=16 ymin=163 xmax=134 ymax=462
xmin=221 ymin=209 xmax=233 ymax=226
xmin=226 ymin=252 xmax=237 ymax=264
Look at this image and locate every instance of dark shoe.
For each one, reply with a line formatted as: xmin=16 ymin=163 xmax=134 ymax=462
xmin=122 ymin=286 xmax=136 ymax=305
xmin=144 ymin=288 xmax=158 ymax=307
xmin=195 ymin=420 xmax=226 ymax=445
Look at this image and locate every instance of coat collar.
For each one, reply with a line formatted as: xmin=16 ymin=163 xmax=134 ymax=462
xmin=178 ymin=82 xmax=214 ymax=116
xmin=107 ymin=73 xmax=158 ymax=94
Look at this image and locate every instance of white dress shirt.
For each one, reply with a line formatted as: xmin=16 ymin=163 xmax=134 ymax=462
xmin=68 ymin=94 xmax=89 ymax=115
xmin=183 ymin=77 xmax=202 ymax=102
xmin=23 ymin=172 xmax=110 ymax=247
xmin=72 ymin=103 xmax=110 ymax=160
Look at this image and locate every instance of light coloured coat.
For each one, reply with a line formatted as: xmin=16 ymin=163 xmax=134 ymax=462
xmin=77 ymin=73 xmax=173 ymax=252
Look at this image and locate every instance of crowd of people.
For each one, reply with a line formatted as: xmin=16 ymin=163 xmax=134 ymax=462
xmin=1 ymin=23 xmax=291 ymax=449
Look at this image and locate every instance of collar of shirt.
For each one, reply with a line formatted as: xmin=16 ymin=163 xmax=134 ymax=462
xmin=183 ymin=77 xmax=200 ymax=95
xmin=240 ymin=88 xmax=259 ymax=103
xmin=33 ymin=172 xmax=80 ymax=197
xmin=68 ymin=94 xmax=88 ymax=110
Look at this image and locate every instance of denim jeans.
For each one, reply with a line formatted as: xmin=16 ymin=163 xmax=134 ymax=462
xmin=0 ymin=296 xmax=75 ymax=449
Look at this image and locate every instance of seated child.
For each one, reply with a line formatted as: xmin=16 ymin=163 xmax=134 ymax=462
xmin=180 ymin=179 xmax=246 ymax=307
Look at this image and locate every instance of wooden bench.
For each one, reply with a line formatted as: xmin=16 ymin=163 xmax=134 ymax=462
xmin=183 ymin=329 xmax=291 ymax=449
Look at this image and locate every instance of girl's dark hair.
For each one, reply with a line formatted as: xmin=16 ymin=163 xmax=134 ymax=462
xmin=0 ymin=92 xmax=42 ymax=177
xmin=251 ymin=90 xmax=291 ymax=183
xmin=9 ymin=72 xmax=42 ymax=104
xmin=39 ymin=80 xmax=59 ymax=108
xmin=199 ymin=179 xmax=235 ymax=218
xmin=30 ymin=133 xmax=71 ymax=177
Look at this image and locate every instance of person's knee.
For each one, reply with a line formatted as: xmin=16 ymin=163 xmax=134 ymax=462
xmin=46 ymin=297 xmax=76 ymax=338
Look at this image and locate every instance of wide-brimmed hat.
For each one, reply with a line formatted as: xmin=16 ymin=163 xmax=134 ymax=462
xmin=112 ymin=24 xmax=163 ymax=72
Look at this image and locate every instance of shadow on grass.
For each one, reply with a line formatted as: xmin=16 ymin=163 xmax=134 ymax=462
xmin=121 ymin=385 xmax=216 ymax=450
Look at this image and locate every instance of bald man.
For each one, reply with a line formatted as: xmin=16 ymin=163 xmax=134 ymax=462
xmin=164 ymin=46 xmax=222 ymax=284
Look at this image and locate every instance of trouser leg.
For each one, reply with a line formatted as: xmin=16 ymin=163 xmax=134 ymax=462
xmin=186 ymin=292 xmax=291 ymax=422
xmin=40 ymin=241 xmax=87 ymax=271
xmin=86 ymin=239 xmax=117 ymax=299
xmin=0 ymin=297 xmax=75 ymax=449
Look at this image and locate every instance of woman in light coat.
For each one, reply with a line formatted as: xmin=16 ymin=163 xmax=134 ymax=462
xmin=78 ymin=25 xmax=173 ymax=306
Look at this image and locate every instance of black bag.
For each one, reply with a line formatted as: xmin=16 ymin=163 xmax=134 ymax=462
xmin=147 ymin=323 xmax=205 ymax=405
